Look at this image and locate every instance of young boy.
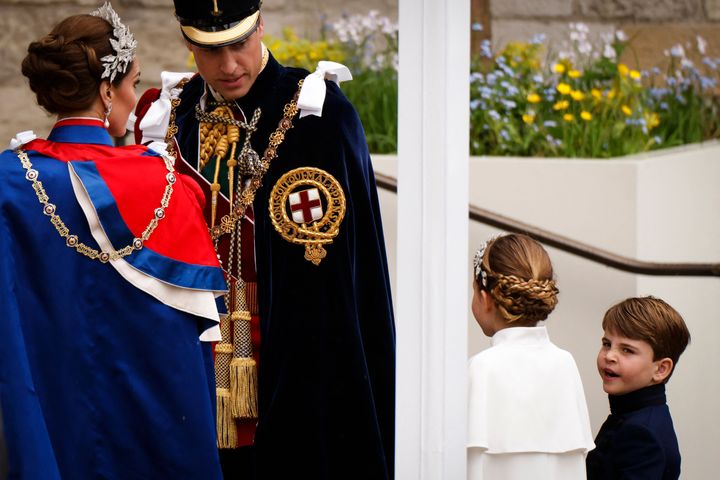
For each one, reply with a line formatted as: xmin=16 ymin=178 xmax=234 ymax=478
xmin=586 ymin=296 xmax=691 ymax=480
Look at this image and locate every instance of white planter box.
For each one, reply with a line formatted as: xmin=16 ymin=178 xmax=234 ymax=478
xmin=372 ymin=141 xmax=720 ymax=479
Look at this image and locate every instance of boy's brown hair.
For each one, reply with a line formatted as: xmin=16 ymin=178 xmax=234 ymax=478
xmin=603 ymin=297 xmax=690 ymax=378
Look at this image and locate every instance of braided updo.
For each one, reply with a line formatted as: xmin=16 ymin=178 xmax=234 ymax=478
xmin=477 ymin=234 xmax=559 ymax=325
xmin=21 ymin=14 xmax=131 ymax=115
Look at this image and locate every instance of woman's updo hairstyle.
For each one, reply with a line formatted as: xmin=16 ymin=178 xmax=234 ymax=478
xmin=21 ymin=14 xmax=130 ymax=115
xmin=478 ymin=233 xmax=559 ymax=325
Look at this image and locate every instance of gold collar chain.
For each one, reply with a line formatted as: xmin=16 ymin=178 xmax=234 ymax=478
xmin=211 ymin=79 xmax=303 ymax=240
xmin=15 ymin=148 xmax=176 ymax=263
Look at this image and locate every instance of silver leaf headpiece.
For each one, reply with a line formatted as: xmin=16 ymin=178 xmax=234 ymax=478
xmin=473 ymin=234 xmax=501 ymax=288
xmin=91 ymin=2 xmax=137 ymax=83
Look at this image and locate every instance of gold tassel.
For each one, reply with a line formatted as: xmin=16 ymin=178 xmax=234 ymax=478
xmin=229 ymin=356 xmax=258 ymax=419
xmin=216 ymin=387 xmax=238 ymax=448
xmin=226 ymin=124 xmax=240 ymax=206
xmin=210 ymin=136 xmax=228 ymax=228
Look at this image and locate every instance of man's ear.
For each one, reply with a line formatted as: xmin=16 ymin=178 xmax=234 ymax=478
xmin=653 ymin=357 xmax=674 ymax=383
xmin=257 ymin=15 xmax=265 ymax=38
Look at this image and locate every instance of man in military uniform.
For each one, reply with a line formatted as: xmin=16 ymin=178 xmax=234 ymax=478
xmin=133 ymin=1 xmax=396 ymax=478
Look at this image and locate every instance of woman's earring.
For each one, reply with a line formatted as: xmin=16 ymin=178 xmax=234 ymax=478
xmin=103 ymin=102 xmax=113 ymax=129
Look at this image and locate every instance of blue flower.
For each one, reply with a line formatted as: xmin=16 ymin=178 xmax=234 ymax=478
xmin=530 ymin=34 xmax=546 ymax=45
xmin=480 ymin=39 xmax=493 ymax=58
xmin=649 ymin=87 xmax=668 ymax=98
xmin=702 ymin=57 xmax=717 ymax=70
xmin=700 ymin=76 xmax=717 ymax=90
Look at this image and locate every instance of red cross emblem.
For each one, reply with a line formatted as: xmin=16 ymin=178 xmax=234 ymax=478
xmin=289 ymin=188 xmax=323 ymax=224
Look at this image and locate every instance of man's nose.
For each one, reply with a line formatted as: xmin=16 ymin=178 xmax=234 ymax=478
xmin=218 ymin=48 xmax=237 ymax=75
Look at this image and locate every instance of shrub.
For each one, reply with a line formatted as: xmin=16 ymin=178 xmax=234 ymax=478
xmin=470 ymin=24 xmax=720 ymax=157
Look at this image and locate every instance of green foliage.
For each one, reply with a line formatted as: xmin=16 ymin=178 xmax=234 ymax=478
xmin=268 ymin=12 xmax=399 ymax=153
xmin=264 ymin=27 xmax=345 ymax=71
xmin=266 ymin=18 xmax=720 ymax=157
xmin=342 ymin=68 xmax=398 ymax=154
xmin=470 ymin=26 xmax=720 ymax=158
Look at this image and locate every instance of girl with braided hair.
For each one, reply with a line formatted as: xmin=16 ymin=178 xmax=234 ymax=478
xmin=467 ymin=233 xmax=595 ymax=479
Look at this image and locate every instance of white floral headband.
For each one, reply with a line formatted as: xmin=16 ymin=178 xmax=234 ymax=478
xmin=91 ymin=2 xmax=137 ymax=83
xmin=473 ymin=234 xmax=502 ymax=289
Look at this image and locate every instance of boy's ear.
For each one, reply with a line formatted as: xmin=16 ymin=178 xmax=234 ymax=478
xmin=652 ymin=357 xmax=674 ymax=383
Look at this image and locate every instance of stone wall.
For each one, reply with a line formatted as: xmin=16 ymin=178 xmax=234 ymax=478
xmin=0 ymin=0 xmax=718 ymax=143
xmin=491 ymin=0 xmax=720 ymax=71
xmin=0 ymin=0 xmax=397 ymax=143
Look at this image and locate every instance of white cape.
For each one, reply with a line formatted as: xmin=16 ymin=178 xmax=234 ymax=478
xmin=467 ymin=326 xmax=595 ymax=454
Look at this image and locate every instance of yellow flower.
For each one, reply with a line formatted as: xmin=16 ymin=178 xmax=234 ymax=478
xmin=580 ymin=111 xmax=592 ymax=121
xmin=571 ymin=90 xmax=585 ymax=101
xmin=568 ymin=69 xmax=582 ymax=78
xmin=522 ymin=113 xmax=536 ymax=124
xmin=591 ymin=88 xmax=603 ymax=100
xmin=618 ymin=63 xmax=629 ymax=77
xmin=553 ymin=100 xmax=570 ymax=110
xmin=607 ymin=89 xmax=617 ymax=100
xmin=646 ymin=112 xmax=660 ymax=129
xmin=553 ymin=63 xmax=566 ymax=74
xmin=527 ymin=93 xmax=542 ymax=104
xmin=629 ymin=69 xmax=642 ymax=80
xmin=557 ymin=83 xmax=572 ymax=95
xmin=621 ymin=105 xmax=633 ymax=116
xmin=563 ymin=113 xmax=575 ymax=122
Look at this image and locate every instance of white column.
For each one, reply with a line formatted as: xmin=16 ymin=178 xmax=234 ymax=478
xmin=396 ymin=0 xmax=470 ymax=478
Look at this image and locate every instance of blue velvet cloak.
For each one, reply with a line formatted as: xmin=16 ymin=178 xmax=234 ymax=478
xmin=171 ymin=55 xmax=397 ymax=479
xmin=0 ymin=123 xmax=223 ymax=479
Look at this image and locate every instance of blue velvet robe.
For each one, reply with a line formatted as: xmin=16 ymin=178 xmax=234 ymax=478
xmin=170 ymin=54 xmax=397 ymax=479
xmin=0 ymin=122 xmax=224 ymax=479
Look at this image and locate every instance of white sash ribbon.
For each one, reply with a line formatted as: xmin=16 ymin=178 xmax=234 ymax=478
xmin=8 ymin=130 xmax=37 ymax=150
xmin=297 ymin=61 xmax=353 ymax=118
xmin=133 ymin=71 xmax=195 ymax=144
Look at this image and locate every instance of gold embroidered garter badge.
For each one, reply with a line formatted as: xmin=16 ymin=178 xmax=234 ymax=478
xmin=269 ymin=167 xmax=346 ymax=265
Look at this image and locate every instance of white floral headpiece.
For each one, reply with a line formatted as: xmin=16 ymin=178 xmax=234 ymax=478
xmin=473 ymin=234 xmax=502 ymax=288
xmin=91 ymin=2 xmax=137 ymax=83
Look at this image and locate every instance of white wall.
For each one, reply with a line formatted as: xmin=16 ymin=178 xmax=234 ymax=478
xmin=372 ymin=142 xmax=720 ymax=478
xmin=634 ymin=143 xmax=720 ymax=476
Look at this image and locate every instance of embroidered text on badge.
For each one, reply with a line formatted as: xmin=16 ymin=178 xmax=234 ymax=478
xmin=269 ymin=167 xmax=346 ymax=265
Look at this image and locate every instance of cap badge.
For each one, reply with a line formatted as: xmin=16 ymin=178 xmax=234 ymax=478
xmin=270 ymin=167 xmax=346 ymax=265
xmin=211 ymin=0 xmax=222 ymax=16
